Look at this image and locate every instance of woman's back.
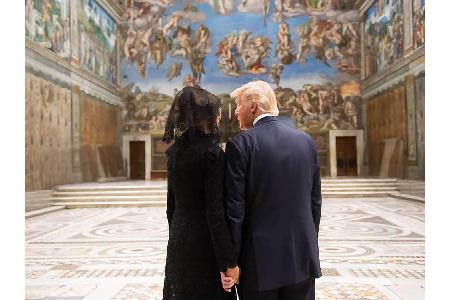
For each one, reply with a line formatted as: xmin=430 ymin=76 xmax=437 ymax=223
xmin=163 ymin=136 xmax=235 ymax=300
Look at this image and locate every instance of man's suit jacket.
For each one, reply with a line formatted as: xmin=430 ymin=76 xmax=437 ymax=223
xmin=225 ymin=116 xmax=322 ymax=292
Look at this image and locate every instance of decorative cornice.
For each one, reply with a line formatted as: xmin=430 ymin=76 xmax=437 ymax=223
xmin=96 ymin=0 xmax=124 ymax=23
xmin=72 ymin=72 xmax=121 ymax=105
xmin=25 ymin=47 xmax=73 ymax=87
xmin=26 ymin=40 xmax=121 ymax=106
xmin=361 ymin=47 xmax=424 ymax=98
xmin=357 ymin=0 xmax=376 ymax=16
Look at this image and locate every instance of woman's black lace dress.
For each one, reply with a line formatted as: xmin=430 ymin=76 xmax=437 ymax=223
xmin=162 ymin=133 xmax=237 ymax=300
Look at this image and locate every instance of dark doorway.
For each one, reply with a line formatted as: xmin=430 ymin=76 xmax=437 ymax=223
xmin=130 ymin=141 xmax=145 ymax=180
xmin=336 ymin=136 xmax=357 ymax=176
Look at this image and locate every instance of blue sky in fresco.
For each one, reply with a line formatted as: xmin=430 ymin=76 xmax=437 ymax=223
xmin=120 ymin=2 xmax=346 ymax=95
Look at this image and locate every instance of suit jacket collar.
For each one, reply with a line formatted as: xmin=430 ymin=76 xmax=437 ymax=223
xmin=253 ymin=115 xmax=278 ymax=127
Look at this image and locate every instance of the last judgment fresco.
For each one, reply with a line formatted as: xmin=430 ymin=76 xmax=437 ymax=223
xmin=119 ymin=0 xmax=362 ymax=134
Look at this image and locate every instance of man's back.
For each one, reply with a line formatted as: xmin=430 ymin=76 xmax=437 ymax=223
xmin=225 ymin=116 xmax=322 ymax=291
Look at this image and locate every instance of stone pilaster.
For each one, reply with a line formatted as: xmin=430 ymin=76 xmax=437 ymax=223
xmin=71 ymin=85 xmax=82 ymax=182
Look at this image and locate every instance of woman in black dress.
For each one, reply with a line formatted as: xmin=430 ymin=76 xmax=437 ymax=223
xmin=162 ymin=86 xmax=239 ymax=300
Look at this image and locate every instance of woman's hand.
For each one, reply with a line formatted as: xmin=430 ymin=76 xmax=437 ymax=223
xmin=220 ymin=272 xmax=234 ymax=292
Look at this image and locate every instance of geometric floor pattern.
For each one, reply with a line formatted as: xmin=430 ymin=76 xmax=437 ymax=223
xmin=26 ymin=197 xmax=424 ymax=299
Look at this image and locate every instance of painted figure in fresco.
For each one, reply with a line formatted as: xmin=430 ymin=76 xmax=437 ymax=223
xmin=276 ymin=22 xmax=294 ymax=64
xmin=296 ymin=35 xmax=310 ymax=63
xmin=26 ymin=0 xmax=36 ymax=40
xmin=263 ymin=0 xmax=270 ymax=26
xmin=151 ymin=29 xmax=168 ymax=69
xmin=270 ymin=64 xmax=284 ymax=87
xmin=136 ymin=51 xmax=149 ymax=78
xmin=196 ymin=24 xmax=211 ymax=55
xmin=124 ymin=28 xmax=138 ymax=65
xmin=324 ymin=19 xmax=343 ymax=46
xmin=42 ymin=0 xmax=53 ymax=46
xmin=330 ymin=88 xmax=343 ymax=106
xmin=342 ymin=22 xmax=358 ymax=40
xmin=130 ymin=3 xmax=165 ymax=31
xmin=217 ymin=40 xmax=240 ymax=76
xmin=163 ymin=13 xmax=182 ymax=35
xmin=344 ymin=96 xmax=358 ymax=128
xmin=190 ymin=48 xmax=206 ymax=83
xmin=237 ymin=31 xmax=250 ymax=55
xmin=413 ymin=0 xmax=425 ymax=48
xmin=166 ymin=62 xmax=183 ymax=81
xmin=318 ymin=91 xmax=330 ymax=116
xmin=242 ymin=43 xmax=265 ymax=74
xmin=171 ymin=26 xmax=192 ymax=59
xmin=321 ymin=107 xmax=340 ymax=130
xmin=210 ymin=0 xmax=234 ymax=15
xmin=300 ymin=92 xmax=318 ymax=117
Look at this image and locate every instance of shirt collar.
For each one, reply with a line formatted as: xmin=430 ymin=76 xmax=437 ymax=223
xmin=253 ymin=113 xmax=274 ymax=126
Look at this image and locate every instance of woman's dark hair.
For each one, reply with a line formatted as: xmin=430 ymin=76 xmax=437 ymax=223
xmin=163 ymin=86 xmax=221 ymax=143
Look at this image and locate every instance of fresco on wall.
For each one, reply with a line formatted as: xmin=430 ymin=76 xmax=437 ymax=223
xmin=364 ymin=0 xmax=404 ymax=78
xmin=25 ymin=0 xmax=71 ymax=58
xmin=413 ymin=0 xmax=424 ymax=49
xmin=276 ymin=80 xmax=361 ymax=131
xmin=119 ymin=0 xmax=361 ymax=134
xmin=78 ymin=0 xmax=117 ymax=84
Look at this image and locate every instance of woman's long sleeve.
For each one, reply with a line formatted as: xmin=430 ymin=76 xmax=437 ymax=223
xmin=204 ymin=146 xmax=237 ymax=272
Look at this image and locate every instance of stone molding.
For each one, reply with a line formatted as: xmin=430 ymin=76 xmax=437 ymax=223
xmin=26 ymin=41 xmax=121 ymax=106
xmin=361 ymin=47 xmax=424 ymax=99
xmin=329 ymin=130 xmax=364 ymax=178
xmin=122 ymin=134 xmax=152 ymax=180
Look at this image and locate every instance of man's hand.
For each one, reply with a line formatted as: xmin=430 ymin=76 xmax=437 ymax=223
xmin=226 ymin=266 xmax=240 ymax=283
xmin=220 ymin=272 xmax=234 ymax=292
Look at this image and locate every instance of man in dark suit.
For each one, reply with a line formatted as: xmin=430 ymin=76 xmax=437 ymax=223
xmin=223 ymin=81 xmax=322 ymax=300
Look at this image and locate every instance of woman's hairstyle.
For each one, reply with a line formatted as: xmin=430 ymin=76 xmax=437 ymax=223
xmin=230 ymin=80 xmax=279 ymax=116
xmin=163 ymin=86 xmax=222 ymax=143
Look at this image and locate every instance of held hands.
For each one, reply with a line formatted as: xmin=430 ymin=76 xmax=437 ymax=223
xmin=227 ymin=266 xmax=240 ymax=283
xmin=220 ymin=266 xmax=240 ymax=292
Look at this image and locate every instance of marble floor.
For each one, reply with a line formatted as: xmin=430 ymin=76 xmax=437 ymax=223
xmin=26 ymin=197 xmax=424 ymax=299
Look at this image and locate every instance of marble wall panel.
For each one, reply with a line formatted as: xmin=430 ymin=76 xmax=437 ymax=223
xmin=79 ymin=93 xmax=122 ymax=181
xmin=25 ymin=72 xmax=72 ymax=191
xmin=366 ymin=84 xmax=407 ymax=178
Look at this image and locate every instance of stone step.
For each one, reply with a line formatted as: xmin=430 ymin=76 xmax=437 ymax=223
xmin=322 ymin=191 xmax=394 ymax=197
xmin=26 ymin=190 xmax=54 ymax=212
xmin=321 ymin=187 xmax=398 ymax=191
xmin=55 ymin=201 xmax=165 ymax=208
xmin=56 ymin=185 xmax=167 ymax=192
xmin=390 ymin=193 xmax=425 ymax=203
xmin=25 ymin=206 xmax=66 ymax=218
xmin=321 ymin=182 xmax=398 ymax=186
xmin=53 ymin=190 xmax=167 ymax=197
xmin=52 ymin=195 xmax=167 ymax=202
xmin=321 ymin=179 xmax=397 ymax=183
